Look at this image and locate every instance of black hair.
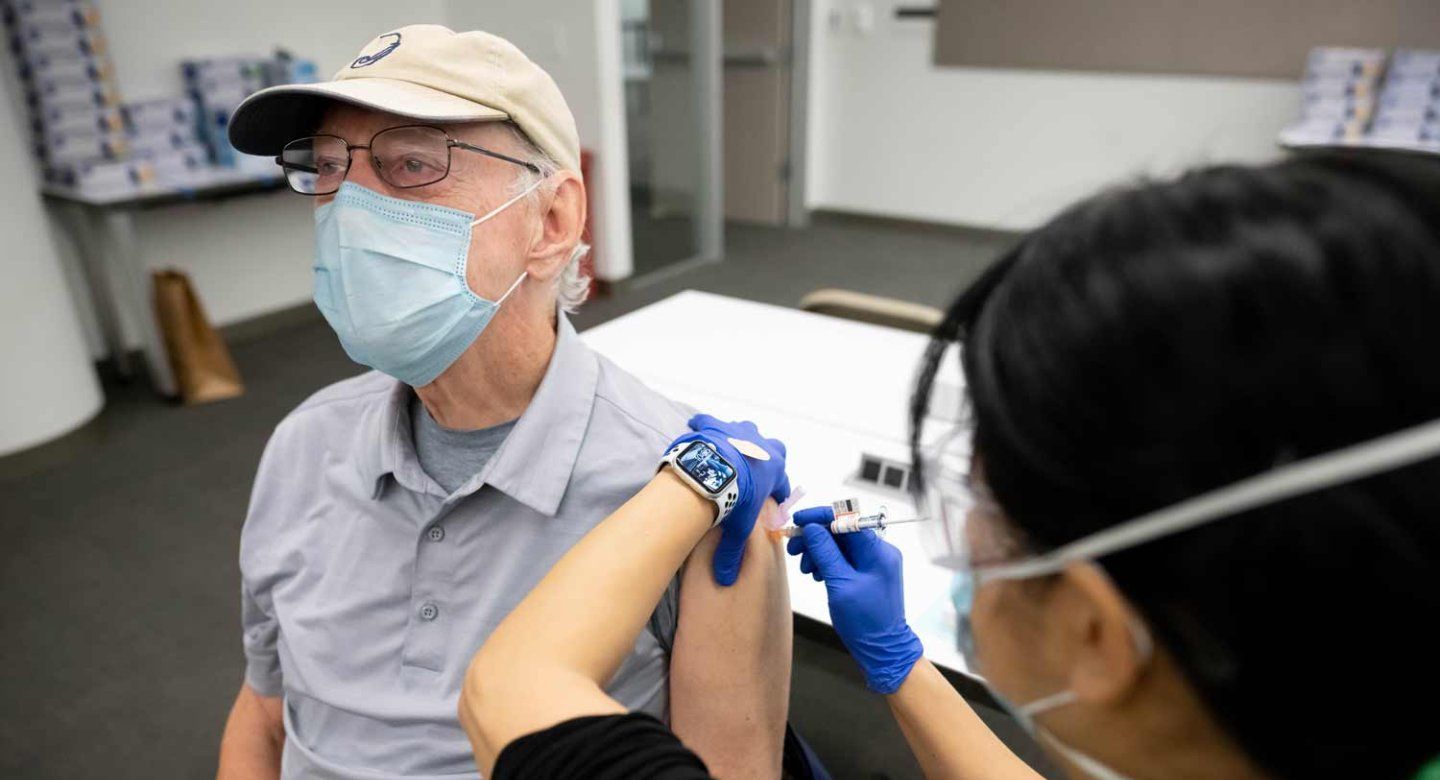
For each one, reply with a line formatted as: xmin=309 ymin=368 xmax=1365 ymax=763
xmin=911 ymin=154 xmax=1440 ymax=779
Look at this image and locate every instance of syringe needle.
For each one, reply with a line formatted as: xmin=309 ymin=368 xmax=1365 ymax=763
xmin=777 ymin=516 xmax=929 ymax=538
xmin=875 ymin=516 xmax=928 ymax=528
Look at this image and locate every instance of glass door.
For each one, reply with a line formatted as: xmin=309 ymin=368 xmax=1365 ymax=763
xmin=621 ymin=0 xmax=722 ymax=278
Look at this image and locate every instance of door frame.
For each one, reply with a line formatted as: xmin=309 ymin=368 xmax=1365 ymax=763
xmin=622 ymin=0 xmax=724 ymax=288
xmin=693 ymin=0 xmax=724 ymax=262
xmin=786 ymin=0 xmax=812 ymax=228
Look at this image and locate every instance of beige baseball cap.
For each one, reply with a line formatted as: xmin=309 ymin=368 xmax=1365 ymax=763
xmin=228 ymin=24 xmax=581 ymax=175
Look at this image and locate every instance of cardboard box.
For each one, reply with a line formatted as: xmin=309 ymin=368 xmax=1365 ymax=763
xmin=121 ymin=97 xmax=198 ymax=132
xmin=3 ymin=0 xmax=100 ymax=27
xmin=27 ymin=78 xmax=120 ymax=112
xmin=10 ymin=27 xmax=106 ymax=61
xmin=21 ymin=53 xmax=111 ymax=89
xmin=32 ymin=103 xmax=123 ymax=135
xmin=127 ymin=127 xmax=203 ymax=157
xmin=46 ymin=157 xmax=155 ymax=198
xmin=1390 ymin=50 xmax=1440 ymax=79
xmin=1303 ymin=47 xmax=1387 ymax=81
xmin=39 ymin=127 xmax=127 ymax=166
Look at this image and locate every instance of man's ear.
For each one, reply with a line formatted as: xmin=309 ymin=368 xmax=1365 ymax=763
xmin=524 ymin=171 xmax=586 ymax=282
xmin=1046 ymin=563 xmax=1149 ymax=706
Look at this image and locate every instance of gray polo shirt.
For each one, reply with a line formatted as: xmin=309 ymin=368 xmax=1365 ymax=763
xmin=239 ymin=314 xmax=691 ymax=779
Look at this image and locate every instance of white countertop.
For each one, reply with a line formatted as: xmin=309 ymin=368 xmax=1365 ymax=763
xmin=42 ymin=168 xmax=284 ymax=207
xmin=583 ymin=290 xmax=973 ymax=676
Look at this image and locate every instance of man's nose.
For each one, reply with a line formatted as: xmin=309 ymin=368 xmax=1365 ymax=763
xmin=314 ymin=148 xmax=384 ymax=206
xmin=343 ymin=148 xmax=386 ymax=191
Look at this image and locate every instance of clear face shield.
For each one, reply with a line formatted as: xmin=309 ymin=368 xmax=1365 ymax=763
xmin=915 ymin=397 xmax=1440 ymax=780
xmin=913 ymin=421 xmax=986 ymax=571
xmin=914 ymin=403 xmax=1440 ymax=655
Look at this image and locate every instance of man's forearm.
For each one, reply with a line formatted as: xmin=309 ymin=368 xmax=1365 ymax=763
xmin=216 ymin=684 xmax=284 ymax=780
xmin=670 ymin=515 xmax=791 ymax=778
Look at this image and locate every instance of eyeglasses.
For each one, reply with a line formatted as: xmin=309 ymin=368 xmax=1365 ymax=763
xmin=277 ymin=124 xmax=540 ymax=196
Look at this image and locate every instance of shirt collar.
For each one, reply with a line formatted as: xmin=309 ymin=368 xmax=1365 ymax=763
xmin=359 ymin=312 xmax=599 ymax=514
xmin=361 ymin=380 xmax=423 ymax=500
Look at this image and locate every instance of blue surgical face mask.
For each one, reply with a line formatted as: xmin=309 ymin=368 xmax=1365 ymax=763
xmin=312 ymin=179 xmax=543 ymax=387
xmin=951 ymin=568 xmax=1149 ymax=780
xmin=950 ymin=570 xmax=979 ymax=670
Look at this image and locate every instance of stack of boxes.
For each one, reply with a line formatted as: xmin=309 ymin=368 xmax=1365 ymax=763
xmin=5 ymin=0 xmax=318 ymax=197
xmin=1281 ymin=47 xmax=1440 ymax=156
xmin=184 ymin=53 xmax=317 ymax=176
xmin=1280 ymin=48 xmax=1387 ymax=147
xmin=121 ymin=97 xmax=209 ymax=187
xmin=3 ymin=0 xmax=138 ymax=194
xmin=1369 ymin=50 xmax=1440 ymax=153
xmin=183 ymin=56 xmax=268 ymax=175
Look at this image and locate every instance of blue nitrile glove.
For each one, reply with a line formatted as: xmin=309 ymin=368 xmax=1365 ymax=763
xmin=786 ymin=505 xmax=925 ymax=694
xmin=670 ymin=414 xmax=790 ymax=586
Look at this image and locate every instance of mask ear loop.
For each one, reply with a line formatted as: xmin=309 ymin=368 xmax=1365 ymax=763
xmin=494 ymin=270 xmax=528 ymax=306
xmin=469 ymin=177 xmax=547 ymax=304
xmin=1128 ymin=614 xmax=1154 ymax=664
xmin=471 ymin=177 xmax=547 ymax=227
xmin=1037 ymin=731 xmax=1136 ymax=780
xmin=1007 ymin=564 xmax=1156 ymax=715
xmin=1016 ymin=689 xmax=1079 ymax=718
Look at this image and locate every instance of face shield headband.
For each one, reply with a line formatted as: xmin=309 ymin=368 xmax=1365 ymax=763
xmin=920 ymin=415 xmax=1440 ymax=584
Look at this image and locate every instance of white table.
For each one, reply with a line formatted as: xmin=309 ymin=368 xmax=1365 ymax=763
xmin=583 ymin=290 xmax=973 ymax=676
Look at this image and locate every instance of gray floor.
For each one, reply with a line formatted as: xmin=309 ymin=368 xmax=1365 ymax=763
xmin=0 ymin=216 xmax=1053 ymax=779
xmin=630 ymin=204 xmax=696 ymax=278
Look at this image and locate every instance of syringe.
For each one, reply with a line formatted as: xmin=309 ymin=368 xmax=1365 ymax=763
xmin=777 ymin=508 xmax=928 ymax=538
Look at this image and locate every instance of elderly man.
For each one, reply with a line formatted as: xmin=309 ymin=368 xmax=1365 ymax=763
xmin=216 ymin=26 xmax=791 ymax=779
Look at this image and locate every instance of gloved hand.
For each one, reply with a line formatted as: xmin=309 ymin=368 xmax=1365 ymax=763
xmin=676 ymin=414 xmax=791 ymax=586
xmin=786 ymin=506 xmax=924 ymax=694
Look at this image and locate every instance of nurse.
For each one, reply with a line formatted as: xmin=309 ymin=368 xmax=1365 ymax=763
xmin=459 ymin=155 xmax=1440 ymax=780
xmin=797 ymin=153 xmax=1440 ymax=780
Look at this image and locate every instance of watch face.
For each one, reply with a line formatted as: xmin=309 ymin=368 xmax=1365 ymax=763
xmin=677 ymin=441 xmax=737 ymax=494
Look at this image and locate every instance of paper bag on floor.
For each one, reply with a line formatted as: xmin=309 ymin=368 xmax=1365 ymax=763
xmin=152 ymin=269 xmax=244 ymax=404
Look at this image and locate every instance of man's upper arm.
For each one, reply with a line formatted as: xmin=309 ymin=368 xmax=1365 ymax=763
xmin=668 ymin=518 xmax=792 ymax=779
xmin=241 ymin=581 xmax=283 ymax=697
xmin=238 ymin=415 xmax=306 ymax=699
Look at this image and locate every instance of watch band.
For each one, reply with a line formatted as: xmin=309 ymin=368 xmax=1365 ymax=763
xmin=658 ymin=439 xmax=742 ymax=527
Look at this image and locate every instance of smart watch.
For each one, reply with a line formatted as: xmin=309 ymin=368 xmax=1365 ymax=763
xmin=658 ymin=437 xmax=742 ymax=526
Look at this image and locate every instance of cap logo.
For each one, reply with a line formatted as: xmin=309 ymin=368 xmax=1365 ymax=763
xmin=351 ymin=32 xmax=401 ymax=68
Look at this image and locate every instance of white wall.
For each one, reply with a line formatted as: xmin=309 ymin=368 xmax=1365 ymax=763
xmin=0 ymin=72 xmax=103 ymax=455
xmin=39 ymin=0 xmax=627 ymax=356
xmin=44 ymin=0 xmax=447 ymax=355
xmin=446 ymin=0 xmax=634 ymax=281
xmin=806 ymin=0 xmax=1303 ymax=231
xmin=100 ymin=0 xmax=447 ymax=102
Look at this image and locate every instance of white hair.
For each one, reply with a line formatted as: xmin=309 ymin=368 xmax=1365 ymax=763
xmin=504 ymin=124 xmax=592 ymax=313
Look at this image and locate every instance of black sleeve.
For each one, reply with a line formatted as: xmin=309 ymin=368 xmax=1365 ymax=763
xmin=492 ymin=712 xmax=713 ymax=780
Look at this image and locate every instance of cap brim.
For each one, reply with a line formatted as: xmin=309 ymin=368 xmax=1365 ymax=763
xmin=228 ymin=79 xmax=510 ymax=155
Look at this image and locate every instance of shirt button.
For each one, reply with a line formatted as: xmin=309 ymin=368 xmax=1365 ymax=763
xmin=419 ymin=602 xmax=439 ymax=621
xmin=427 ymin=526 xmax=445 ymax=542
